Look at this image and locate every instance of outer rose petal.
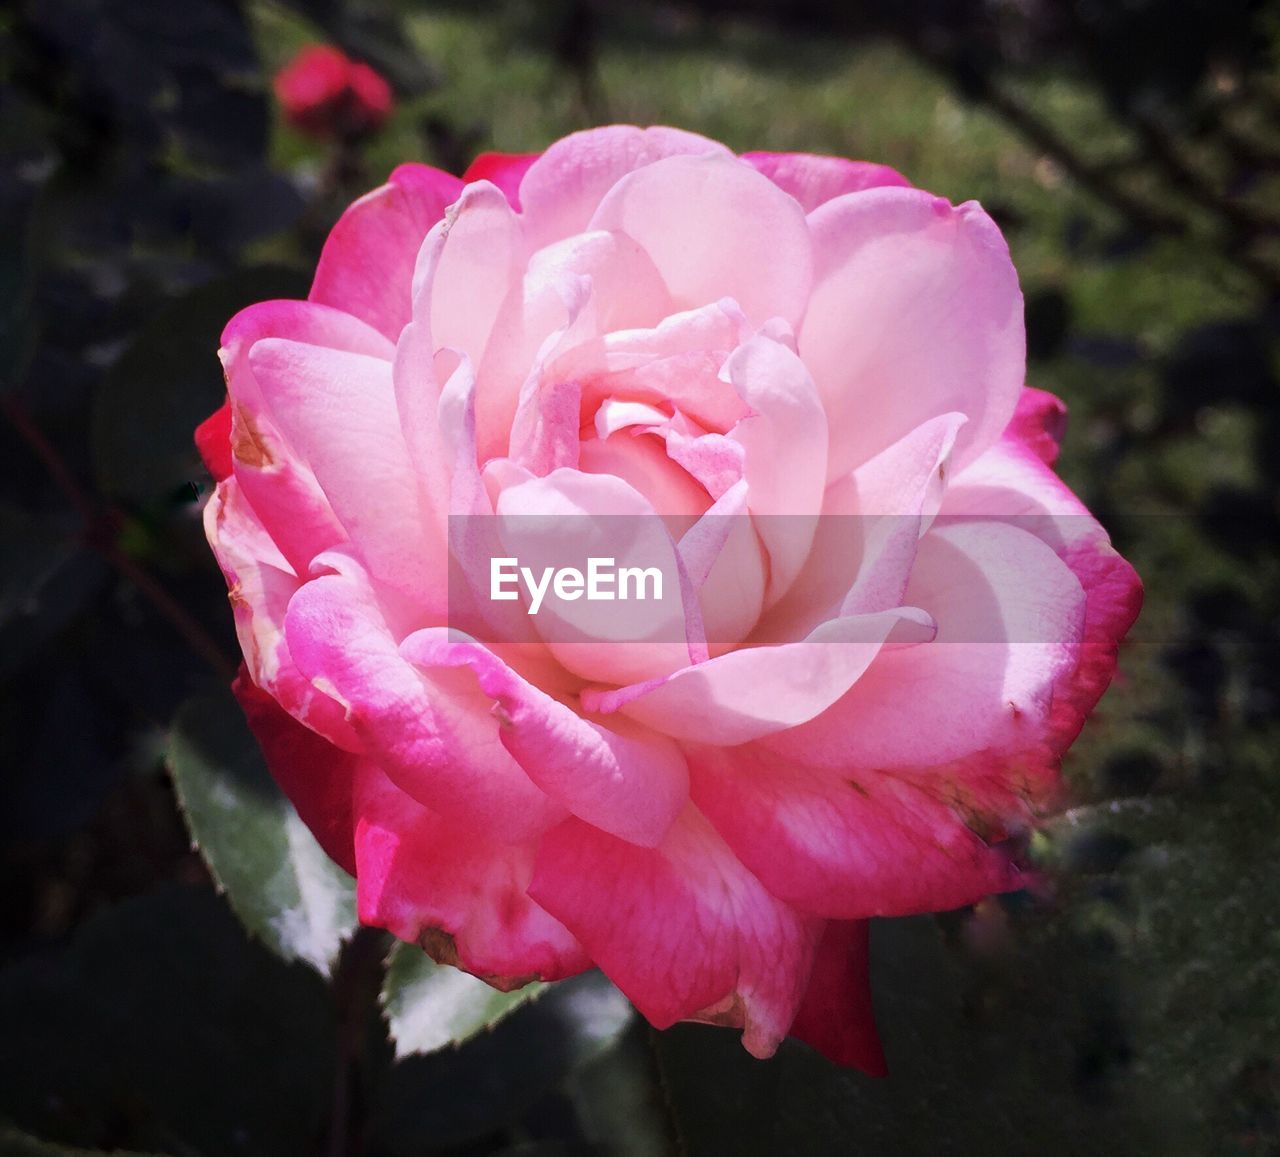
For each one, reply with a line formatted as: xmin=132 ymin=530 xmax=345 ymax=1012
xmin=354 ymin=761 xmax=588 ymax=985
xmin=204 ymin=479 xmax=356 ymax=749
xmin=788 ymin=921 xmax=886 ymax=1075
xmin=195 ymin=400 xmax=232 ymax=481
xmin=530 ymin=807 xmax=822 ymax=1059
xmin=233 ymin=670 xmax=358 ymax=876
xmin=690 ymin=744 xmax=1023 ymax=921
xmin=219 ymin=300 xmax=392 ymax=577
xmin=519 ymin=125 xmax=730 ymax=250
xmin=589 ymin=153 xmax=813 ymax=328
xmin=310 ymin=162 xmax=464 ymax=341
xmin=743 ymin=150 xmax=911 ymax=212
xmin=247 ymin=337 xmax=439 ymax=616
xmin=1006 ymin=386 xmax=1068 ymax=465
xmin=462 ymin=151 xmax=540 ymax=209
xmin=943 ymin=410 xmax=1143 ymax=753
xmin=802 ymin=187 xmax=1024 ymax=481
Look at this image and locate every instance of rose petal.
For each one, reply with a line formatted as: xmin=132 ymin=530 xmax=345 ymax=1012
xmin=205 ymin=479 xmax=355 ymax=748
xmin=801 ymin=187 xmax=1024 ymax=481
xmin=310 ymin=163 xmax=463 ymax=340
xmin=691 ymin=743 xmax=1023 ymax=920
xmin=943 ymin=425 xmax=1143 ymax=753
xmin=764 ymin=519 xmax=1085 ymax=769
xmin=744 ymin=150 xmax=911 ymax=212
xmin=462 ymin=151 xmax=540 ymax=209
xmin=519 ymin=124 xmax=730 ymax=250
xmin=285 ymin=570 xmax=567 ymax=844
xmin=195 ymin=400 xmax=232 ymax=481
xmin=400 ymin=629 xmax=689 ymax=847
xmin=530 ymin=806 xmax=822 ymax=1058
xmin=219 ymin=300 xmax=393 ymax=576
xmin=494 ymin=468 xmax=697 ymax=684
xmin=788 ymin=920 xmax=886 ymax=1075
xmin=234 ymin=670 xmax=358 ymax=875
xmin=1005 ymin=386 xmax=1068 ymax=465
xmin=477 ymin=229 xmax=671 ymax=462
xmin=588 ymin=607 xmax=934 ymax=746
xmin=723 ymin=333 xmax=828 ymax=603
xmin=589 ymin=153 xmax=813 ymax=327
xmin=248 ymin=336 xmax=439 ymax=617
xmin=422 ymin=180 xmax=526 ymax=369
xmin=354 ymin=762 xmax=588 ymax=984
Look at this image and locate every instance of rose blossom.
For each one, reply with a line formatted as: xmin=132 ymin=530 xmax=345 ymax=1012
xmin=196 ymin=126 xmax=1141 ymax=1070
xmin=273 ymin=44 xmax=393 ymax=141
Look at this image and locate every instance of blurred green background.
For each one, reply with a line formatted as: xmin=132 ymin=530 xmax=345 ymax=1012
xmin=2 ymin=1 xmax=1279 ymax=1154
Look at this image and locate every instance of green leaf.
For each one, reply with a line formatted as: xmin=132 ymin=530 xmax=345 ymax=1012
xmin=371 ymin=969 xmax=635 ymax=1153
xmin=380 ymin=941 xmax=547 ymax=1058
xmin=167 ymin=691 xmax=357 ymax=977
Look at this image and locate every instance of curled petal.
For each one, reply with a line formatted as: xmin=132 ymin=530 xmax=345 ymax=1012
xmin=723 ymin=333 xmax=828 ymax=603
xmin=587 ymin=607 xmax=934 ymax=746
xmin=248 ymin=337 xmax=440 ymax=619
xmin=205 ymin=479 xmax=355 ymax=749
xmin=400 ymin=628 xmax=690 ymax=848
xmin=943 ymin=420 xmax=1143 ymax=753
xmin=285 ymin=570 xmax=567 ymax=844
xmin=219 ymin=300 xmax=392 ymax=576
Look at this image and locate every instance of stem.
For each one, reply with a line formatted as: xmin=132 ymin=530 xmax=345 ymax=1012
xmin=1 ymin=395 xmax=237 ymax=682
xmin=325 ymin=927 xmax=387 ymax=1157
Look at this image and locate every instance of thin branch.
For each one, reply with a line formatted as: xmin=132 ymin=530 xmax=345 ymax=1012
xmin=324 ymin=926 xmax=386 ymax=1157
xmin=2 ymin=395 xmax=238 ymax=682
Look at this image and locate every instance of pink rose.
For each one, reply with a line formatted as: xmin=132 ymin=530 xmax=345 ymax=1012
xmin=273 ymin=44 xmax=393 ymax=141
xmin=198 ymin=126 xmax=1141 ymax=1070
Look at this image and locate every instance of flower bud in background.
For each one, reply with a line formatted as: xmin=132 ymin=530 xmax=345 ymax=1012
xmin=273 ymin=44 xmax=393 ymax=142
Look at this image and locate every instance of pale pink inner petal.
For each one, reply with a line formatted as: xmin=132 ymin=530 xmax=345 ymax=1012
xmin=518 ymin=125 xmax=730 ymax=251
xmin=588 ymin=153 xmax=814 ymax=327
xmin=801 ymin=187 xmax=1024 ymax=482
